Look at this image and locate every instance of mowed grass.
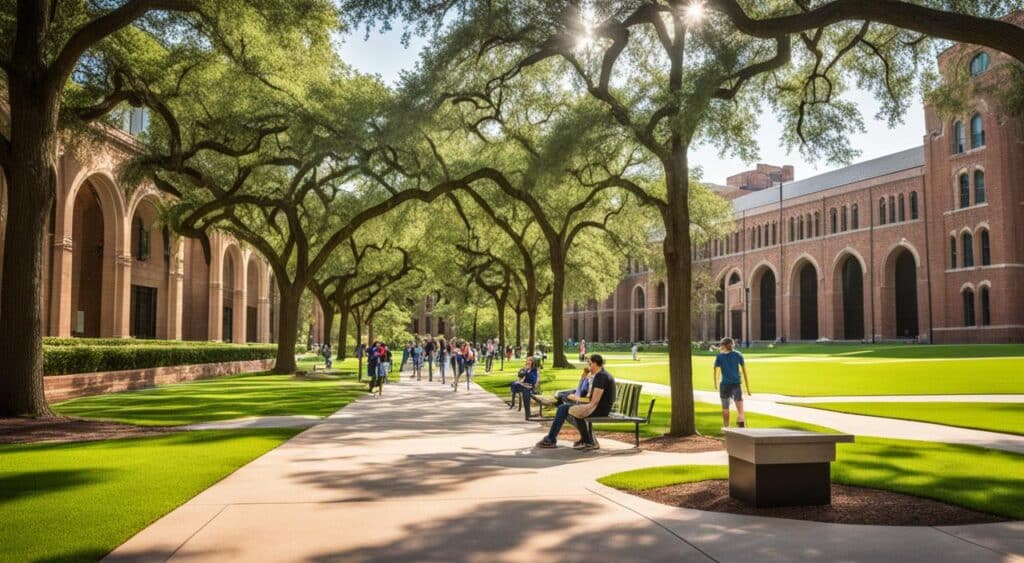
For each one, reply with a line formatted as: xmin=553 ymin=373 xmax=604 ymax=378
xmin=0 ymin=429 xmax=299 ymax=563
xmin=587 ymin=344 xmax=1024 ymax=396
xmin=597 ymin=436 xmax=1024 ymax=519
xmin=53 ymin=358 xmax=365 ymax=426
xmin=786 ymin=402 xmax=1024 ymax=436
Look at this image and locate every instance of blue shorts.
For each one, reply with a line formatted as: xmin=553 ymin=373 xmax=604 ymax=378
xmin=719 ymin=383 xmax=743 ymax=408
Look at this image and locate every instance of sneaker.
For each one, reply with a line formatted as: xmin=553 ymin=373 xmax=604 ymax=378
xmin=572 ymin=440 xmax=584 ymax=448
xmin=535 ymin=440 xmax=557 ymax=449
xmin=575 ymin=441 xmax=599 ymax=450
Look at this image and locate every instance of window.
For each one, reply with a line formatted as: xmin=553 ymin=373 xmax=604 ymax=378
xmin=981 ymin=286 xmax=991 ymax=326
xmin=132 ymin=217 xmax=150 ymax=262
xmin=879 ymin=198 xmax=887 ymax=225
xmin=757 ymin=226 xmax=762 ymax=248
xmin=729 ymin=272 xmax=741 ymax=285
xmin=950 ymin=236 xmax=957 ymax=269
xmin=888 ymin=195 xmax=896 ymax=224
xmin=963 ymin=289 xmax=976 ymax=327
xmin=971 ymin=114 xmax=985 ymax=148
xmin=959 ymin=173 xmax=971 ymax=208
xmin=726 ymin=236 xmax=731 ymax=254
xmin=807 ymin=214 xmax=813 ymax=238
xmin=898 ymin=194 xmax=905 ymax=222
xmin=980 ymin=229 xmax=991 ymax=266
xmin=772 ymin=222 xmax=777 ymax=245
xmin=840 ymin=206 xmax=848 ymax=232
xmin=830 ymin=208 xmax=837 ymax=234
xmin=798 ymin=217 xmax=804 ymax=240
xmin=851 ymin=204 xmax=859 ymax=230
xmin=962 ymin=232 xmax=975 ymax=267
xmin=970 ymin=52 xmax=990 ymax=76
xmin=953 ymin=121 xmax=965 ymax=154
xmin=789 ymin=217 xmax=795 ymax=241
xmin=974 ymin=170 xmax=986 ymax=204
xmin=814 ymin=212 xmax=820 ymax=237
xmin=910 ymin=192 xmax=918 ymax=220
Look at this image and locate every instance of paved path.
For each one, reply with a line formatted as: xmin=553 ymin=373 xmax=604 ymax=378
xmin=107 ymin=373 xmax=1022 ymax=563
xmin=619 ymin=380 xmax=1024 ymax=455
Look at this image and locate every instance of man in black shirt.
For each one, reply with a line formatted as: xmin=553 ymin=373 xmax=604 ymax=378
xmin=535 ymin=354 xmax=616 ymax=450
xmin=424 ymin=336 xmax=436 ymax=382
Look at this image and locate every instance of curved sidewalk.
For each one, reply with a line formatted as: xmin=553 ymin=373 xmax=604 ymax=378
xmin=620 ymin=379 xmax=1024 ymax=455
xmin=106 ymin=373 xmax=1022 ymax=562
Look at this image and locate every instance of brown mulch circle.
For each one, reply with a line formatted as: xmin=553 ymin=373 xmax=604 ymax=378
xmin=554 ymin=429 xmax=725 ymax=453
xmin=0 ymin=417 xmax=178 ymax=445
xmin=634 ymin=479 xmax=1006 ymax=526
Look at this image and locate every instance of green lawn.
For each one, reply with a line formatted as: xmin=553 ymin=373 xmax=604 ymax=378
xmin=598 ymin=436 xmax=1024 ymax=519
xmin=54 ymin=358 xmax=365 ymax=426
xmin=785 ymin=402 xmax=1024 ymax=436
xmin=579 ymin=345 xmax=1024 ymax=396
xmin=0 ymin=429 xmax=299 ymax=562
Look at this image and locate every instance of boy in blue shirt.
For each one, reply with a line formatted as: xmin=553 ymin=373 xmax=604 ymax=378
xmin=713 ymin=337 xmax=751 ymax=428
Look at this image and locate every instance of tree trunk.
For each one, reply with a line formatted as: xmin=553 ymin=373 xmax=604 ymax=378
xmin=367 ymin=319 xmax=375 ymax=344
xmin=664 ymin=154 xmax=696 ymax=437
xmin=471 ymin=309 xmax=478 ymax=343
xmin=549 ymin=251 xmax=570 ymax=368
xmin=514 ymin=308 xmax=522 ymax=349
xmin=0 ymin=78 xmax=59 ymax=417
xmin=271 ymin=286 xmax=301 ymax=374
xmin=527 ymin=303 xmax=537 ymax=356
xmin=322 ymin=308 xmax=335 ymax=356
xmin=496 ymin=299 xmax=506 ymax=371
xmin=354 ymin=309 xmax=363 ymax=381
xmin=336 ymin=308 xmax=349 ymax=361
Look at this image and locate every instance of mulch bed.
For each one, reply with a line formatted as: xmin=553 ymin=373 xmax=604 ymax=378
xmin=634 ymin=480 xmax=1006 ymax=526
xmin=554 ymin=428 xmax=725 ymax=453
xmin=0 ymin=417 xmax=178 ymax=445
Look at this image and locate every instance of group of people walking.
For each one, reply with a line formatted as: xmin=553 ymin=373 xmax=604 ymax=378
xmin=354 ymin=336 xmax=516 ymax=392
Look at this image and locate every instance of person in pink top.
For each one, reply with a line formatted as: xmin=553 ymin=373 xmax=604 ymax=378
xmin=578 ymin=339 xmax=587 ymax=362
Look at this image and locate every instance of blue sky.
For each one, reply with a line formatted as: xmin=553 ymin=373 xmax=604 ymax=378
xmin=338 ymin=29 xmax=926 ymax=187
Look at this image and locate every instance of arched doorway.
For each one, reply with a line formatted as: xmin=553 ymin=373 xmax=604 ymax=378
xmin=70 ymin=183 xmax=106 ymax=337
xmin=633 ymin=286 xmax=646 ymax=342
xmin=222 ymin=250 xmax=236 ymax=342
xmin=894 ymin=250 xmax=919 ymax=338
xmin=750 ymin=266 xmax=777 ymax=341
xmin=838 ymin=255 xmax=865 ymax=340
xmin=246 ymin=258 xmax=260 ymax=342
xmin=128 ymin=198 xmax=168 ymax=339
xmin=798 ymin=262 xmax=818 ymax=340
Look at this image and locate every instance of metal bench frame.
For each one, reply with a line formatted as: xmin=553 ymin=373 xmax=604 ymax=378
xmin=581 ymin=382 xmax=656 ymax=447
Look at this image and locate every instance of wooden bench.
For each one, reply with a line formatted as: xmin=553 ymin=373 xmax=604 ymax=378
xmin=581 ymin=382 xmax=656 ymax=447
xmin=723 ymin=428 xmax=854 ymax=507
xmin=508 ymin=377 xmax=543 ymax=416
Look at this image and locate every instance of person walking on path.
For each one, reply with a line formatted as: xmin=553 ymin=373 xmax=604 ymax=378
xmin=437 ymin=337 xmax=449 ymax=384
xmin=321 ymin=343 xmax=332 ymax=370
xmin=485 ymin=338 xmax=496 ymax=374
xmin=400 ymin=342 xmax=412 ymax=372
xmin=714 ymin=337 xmax=751 ymax=428
xmin=631 ymin=342 xmax=639 ymax=361
xmin=425 ymin=336 xmax=436 ymax=381
xmin=366 ymin=341 xmax=380 ymax=391
xmin=412 ymin=341 xmax=424 ymax=380
xmin=536 ymin=354 xmax=615 ymax=450
xmin=578 ymin=339 xmax=587 ymax=362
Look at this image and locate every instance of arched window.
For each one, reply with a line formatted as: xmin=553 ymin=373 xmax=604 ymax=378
xmin=633 ymin=286 xmax=646 ymax=309
xmin=950 ymin=236 xmax=957 ymax=269
xmin=807 ymin=214 xmax=813 ymax=238
xmin=132 ymin=217 xmax=150 ymax=262
xmin=729 ymin=272 xmax=741 ymax=285
xmin=980 ymin=229 xmax=991 ymax=266
xmin=898 ymin=194 xmax=906 ymax=222
xmin=981 ymin=286 xmax=991 ymax=326
xmin=814 ymin=212 xmax=820 ymax=237
xmin=829 ymin=208 xmax=837 ymax=234
xmin=879 ymin=198 xmax=887 ymax=225
xmin=789 ymin=217 xmax=795 ymax=241
xmin=656 ymin=282 xmax=667 ymax=307
xmin=971 ymin=113 xmax=985 ymax=148
xmin=963 ymin=289 xmax=976 ymax=327
xmin=771 ymin=222 xmax=777 ymax=245
xmin=726 ymin=235 xmax=731 ymax=254
xmin=851 ymin=204 xmax=859 ymax=229
xmin=970 ymin=52 xmax=990 ymax=76
xmin=962 ymin=232 xmax=975 ymax=268
xmin=757 ymin=225 xmax=762 ymax=248
xmin=959 ymin=173 xmax=971 ymax=208
xmin=798 ymin=216 xmax=804 ymax=240
xmin=840 ymin=206 xmax=848 ymax=231
xmin=910 ymin=192 xmax=918 ymax=220
xmin=974 ymin=170 xmax=986 ymax=204
xmin=888 ymin=195 xmax=896 ymax=224
xmin=953 ymin=121 xmax=965 ymax=154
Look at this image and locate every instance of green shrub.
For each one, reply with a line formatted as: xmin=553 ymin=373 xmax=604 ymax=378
xmin=562 ymin=342 xmax=669 ymax=354
xmin=43 ymin=337 xmax=269 ymax=348
xmin=44 ymin=343 xmax=277 ymax=375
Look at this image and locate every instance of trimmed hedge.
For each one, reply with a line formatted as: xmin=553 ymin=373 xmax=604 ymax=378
xmin=563 ymin=342 xmax=669 ymax=354
xmin=43 ymin=337 xmax=268 ymax=347
xmin=44 ymin=342 xmax=277 ymax=376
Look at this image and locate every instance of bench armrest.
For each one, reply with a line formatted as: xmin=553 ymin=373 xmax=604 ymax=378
xmin=643 ymin=398 xmax=656 ymax=423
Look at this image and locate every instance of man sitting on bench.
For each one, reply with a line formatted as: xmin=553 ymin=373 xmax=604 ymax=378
xmin=535 ymin=354 xmax=616 ymax=451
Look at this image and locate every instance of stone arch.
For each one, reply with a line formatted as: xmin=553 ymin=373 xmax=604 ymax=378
xmin=881 ymin=242 xmax=922 ymax=339
xmin=631 ymin=284 xmax=646 ymax=342
xmin=220 ymin=241 xmax=246 ymax=342
xmin=831 ymin=249 xmax=868 ymax=340
xmin=748 ymin=262 xmax=778 ymax=341
xmin=127 ymin=193 xmax=170 ymax=339
xmin=65 ymin=173 xmax=129 ymax=337
xmin=245 ymin=253 xmax=265 ymax=343
xmin=788 ymin=254 xmax=820 ymax=341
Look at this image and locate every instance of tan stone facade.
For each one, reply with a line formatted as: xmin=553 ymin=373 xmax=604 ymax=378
xmin=566 ymin=33 xmax=1024 ymax=345
xmin=0 ymin=123 xmax=278 ymax=343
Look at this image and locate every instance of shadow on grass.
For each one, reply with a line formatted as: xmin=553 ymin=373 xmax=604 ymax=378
xmin=0 ymin=468 xmax=115 ymax=503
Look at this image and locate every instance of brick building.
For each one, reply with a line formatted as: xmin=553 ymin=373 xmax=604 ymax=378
xmin=565 ymin=30 xmax=1024 ymax=345
xmin=0 ymin=111 xmax=279 ymax=343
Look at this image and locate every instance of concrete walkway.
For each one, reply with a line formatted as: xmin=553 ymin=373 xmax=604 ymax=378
xmin=106 ymin=373 xmax=1023 ymax=562
xmin=620 ymin=379 xmax=1024 ymax=455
